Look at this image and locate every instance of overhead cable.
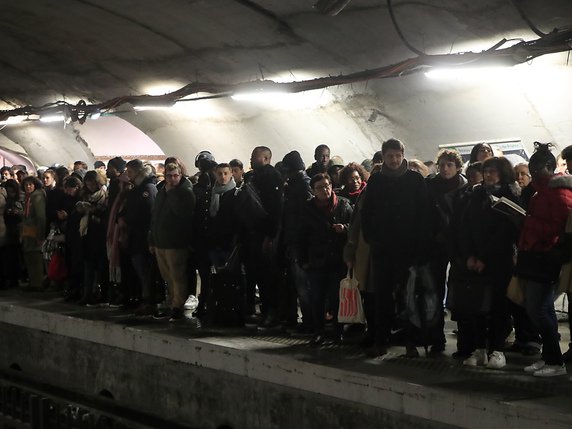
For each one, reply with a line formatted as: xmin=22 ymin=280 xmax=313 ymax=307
xmin=386 ymin=0 xmax=426 ymax=56
xmin=510 ymin=0 xmax=548 ymax=37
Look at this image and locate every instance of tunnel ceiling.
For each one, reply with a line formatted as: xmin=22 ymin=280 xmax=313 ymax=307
xmin=0 ymin=0 xmax=571 ymax=109
xmin=0 ymin=0 xmax=571 ymax=168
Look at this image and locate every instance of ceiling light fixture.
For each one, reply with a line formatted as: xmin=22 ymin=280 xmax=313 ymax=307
xmin=39 ymin=115 xmax=66 ymax=123
xmin=425 ymin=67 xmax=511 ymax=81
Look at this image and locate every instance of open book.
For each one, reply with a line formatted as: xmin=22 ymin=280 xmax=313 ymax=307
xmin=489 ymin=195 xmax=526 ymax=219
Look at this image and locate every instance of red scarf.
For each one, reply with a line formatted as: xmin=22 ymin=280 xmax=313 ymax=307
xmin=314 ymin=192 xmax=338 ymax=216
xmin=347 ymin=181 xmax=366 ymax=199
xmin=24 ymin=193 xmax=32 ymax=217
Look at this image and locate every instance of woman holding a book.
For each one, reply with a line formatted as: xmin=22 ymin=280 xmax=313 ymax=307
xmin=459 ymin=156 xmax=520 ymax=369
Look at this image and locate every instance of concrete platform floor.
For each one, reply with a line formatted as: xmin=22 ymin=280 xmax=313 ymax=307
xmin=1 ymin=288 xmax=572 ymax=428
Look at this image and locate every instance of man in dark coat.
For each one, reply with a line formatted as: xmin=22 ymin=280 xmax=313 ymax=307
xmin=123 ymin=159 xmax=157 ymax=315
xmin=361 ymin=138 xmax=431 ymax=358
xmin=426 ymin=149 xmax=467 ymax=354
xmin=243 ymin=146 xmax=284 ymax=328
xmin=192 ymin=151 xmax=218 ymax=314
xmin=281 ymin=151 xmax=313 ymax=332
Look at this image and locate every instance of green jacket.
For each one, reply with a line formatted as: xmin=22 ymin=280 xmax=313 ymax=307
xmin=21 ymin=189 xmax=46 ymax=252
xmin=150 ymin=177 xmax=195 ymax=249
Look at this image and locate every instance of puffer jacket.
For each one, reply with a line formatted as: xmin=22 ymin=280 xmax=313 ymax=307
xmin=519 ymin=174 xmax=572 ymax=252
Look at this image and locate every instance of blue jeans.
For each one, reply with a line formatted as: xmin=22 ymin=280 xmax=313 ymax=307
xmin=524 ymin=280 xmax=562 ymax=365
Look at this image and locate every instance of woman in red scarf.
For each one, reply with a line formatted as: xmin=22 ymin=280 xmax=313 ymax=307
xmin=298 ymin=173 xmax=353 ymax=345
xmin=338 ymin=163 xmax=369 ymax=207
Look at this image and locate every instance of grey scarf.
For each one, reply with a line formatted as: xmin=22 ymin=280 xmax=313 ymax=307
xmin=209 ymin=178 xmax=236 ymax=217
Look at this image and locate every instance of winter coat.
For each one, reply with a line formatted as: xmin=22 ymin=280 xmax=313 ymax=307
xmin=208 ymin=188 xmax=237 ymax=251
xmin=298 ymin=195 xmax=353 ymax=270
xmin=518 ymin=174 xmax=572 ymax=252
xmin=45 ymin=187 xmax=65 ymax=227
xmin=121 ymin=173 xmax=157 ymax=254
xmin=4 ymin=194 xmax=23 ymax=246
xmin=150 ymin=177 xmax=195 ymax=249
xmin=193 ymin=171 xmax=215 ymax=245
xmin=282 ymin=171 xmax=312 ymax=249
xmin=427 ymin=174 xmax=467 ymax=249
xmin=361 ymin=163 xmax=431 ymax=264
xmin=459 ymin=183 xmax=520 ymax=278
xmin=21 ymin=189 xmax=47 ymax=252
xmin=77 ymin=188 xmax=108 ymax=261
xmin=250 ymin=164 xmax=284 ymax=239
xmin=343 ymin=191 xmax=371 ymax=292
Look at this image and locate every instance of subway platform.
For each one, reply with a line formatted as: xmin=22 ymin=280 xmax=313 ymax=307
xmin=1 ymin=289 xmax=572 ymax=429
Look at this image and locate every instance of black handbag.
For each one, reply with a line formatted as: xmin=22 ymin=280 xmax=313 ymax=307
xmin=446 ymin=266 xmax=494 ymax=315
xmin=515 ymin=250 xmax=561 ymax=284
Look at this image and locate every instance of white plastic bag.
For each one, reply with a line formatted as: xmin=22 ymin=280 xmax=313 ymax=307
xmin=338 ymin=270 xmax=365 ymax=324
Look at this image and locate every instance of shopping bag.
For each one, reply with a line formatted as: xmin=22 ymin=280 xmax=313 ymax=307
xmin=405 ymin=264 xmax=440 ymax=329
xmin=338 ymin=270 xmax=365 ymax=324
xmin=47 ymin=249 xmax=68 ymax=282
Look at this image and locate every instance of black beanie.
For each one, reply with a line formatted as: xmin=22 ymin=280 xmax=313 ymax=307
xmin=282 ymin=151 xmax=305 ymax=172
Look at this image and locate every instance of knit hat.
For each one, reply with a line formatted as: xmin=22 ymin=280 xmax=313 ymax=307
xmin=282 ymin=151 xmax=305 ymax=172
xmin=71 ymin=168 xmax=87 ymax=181
xmin=328 ymin=156 xmax=344 ymax=168
xmin=108 ymin=156 xmax=127 ymax=173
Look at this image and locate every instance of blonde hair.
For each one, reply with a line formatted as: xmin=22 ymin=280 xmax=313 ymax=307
xmin=408 ymin=159 xmax=430 ymax=177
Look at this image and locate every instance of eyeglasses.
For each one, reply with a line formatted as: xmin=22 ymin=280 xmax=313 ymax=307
xmin=314 ymin=184 xmax=332 ymax=191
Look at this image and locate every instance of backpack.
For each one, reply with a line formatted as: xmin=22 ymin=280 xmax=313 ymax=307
xmin=234 ymin=183 xmax=268 ymax=230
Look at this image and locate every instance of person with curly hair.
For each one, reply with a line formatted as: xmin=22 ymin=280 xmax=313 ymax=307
xmin=338 ymin=162 xmax=369 ymax=207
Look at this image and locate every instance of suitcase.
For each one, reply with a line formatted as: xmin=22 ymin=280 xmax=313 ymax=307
xmin=209 ymin=270 xmax=244 ymax=326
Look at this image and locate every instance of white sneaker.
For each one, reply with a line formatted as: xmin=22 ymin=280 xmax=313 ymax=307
xmin=524 ymin=360 xmax=545 ymax=373
xmin=533 ymin=365 xmax=567 ymax=377
xmin=463 ymin=348 xmax=488 ymax=367
xmin=486 ymin=351 xmax=506 ymax=369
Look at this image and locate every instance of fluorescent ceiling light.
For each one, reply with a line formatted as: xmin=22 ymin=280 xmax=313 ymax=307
xmin=425 ymin=67 xmax=510 ymax=81
xmin=40 ymin=115 xmax=65 ymax=123
xmin=0 ymin=115 xmax=26 ymax=125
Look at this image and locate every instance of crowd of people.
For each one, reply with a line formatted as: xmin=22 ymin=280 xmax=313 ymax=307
xmin=1 ymin=139 xmax=572 ymax=379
